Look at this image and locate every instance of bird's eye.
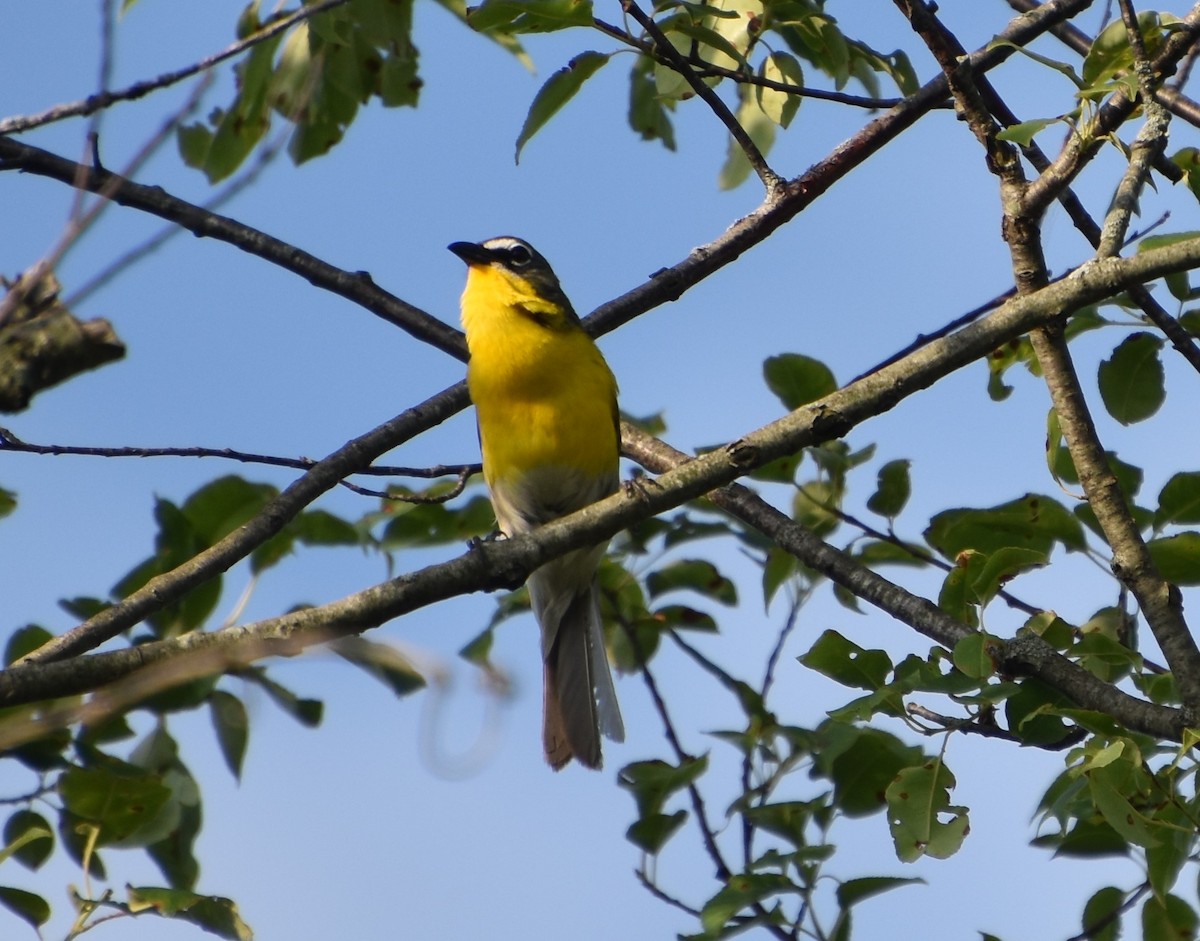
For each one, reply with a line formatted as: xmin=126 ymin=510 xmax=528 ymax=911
xmin=507 ymin=244 xmax=533 ymax=267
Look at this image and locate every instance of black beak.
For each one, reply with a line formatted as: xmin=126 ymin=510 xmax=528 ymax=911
xmin=448 ymin=241 xmax=495 ymax=266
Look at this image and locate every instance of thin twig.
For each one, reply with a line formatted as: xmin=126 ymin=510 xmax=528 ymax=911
xmin=0 ymin=0 xmax=351 ymax=136
xmin=0 ymin=425 xmax=479 ymax=494
xmin=620 ymin=0 xmax=784 ymax=195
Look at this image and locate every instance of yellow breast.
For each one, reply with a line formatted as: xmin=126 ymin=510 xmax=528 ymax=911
xmin=461 ymin=266 xmax=618 ymax=486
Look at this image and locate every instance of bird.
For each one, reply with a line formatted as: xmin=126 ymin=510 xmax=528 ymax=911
xmin=449 ymin=235 xmax=625 ymax=770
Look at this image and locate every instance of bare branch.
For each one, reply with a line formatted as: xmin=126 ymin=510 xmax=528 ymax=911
xmin=0 ymin=0 xmax=352 ymax=136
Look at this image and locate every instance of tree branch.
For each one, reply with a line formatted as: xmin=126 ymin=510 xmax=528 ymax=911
xmin=620 ymin=0 xmax=783 ymax=195
xmin=6 ymin=236 xmax=1200 ymax=720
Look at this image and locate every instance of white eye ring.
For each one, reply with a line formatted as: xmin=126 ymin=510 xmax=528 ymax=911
xmin=507 ymin=244 xmax=533 ymax=267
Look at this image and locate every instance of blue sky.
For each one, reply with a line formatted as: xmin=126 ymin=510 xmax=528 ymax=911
xmin=4 ymin=2 xmax=1200 ymax=939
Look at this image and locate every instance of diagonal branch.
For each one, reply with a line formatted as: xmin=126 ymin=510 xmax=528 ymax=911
xmin=0 ymin=136 xmax=469 ymax=360
xmin=620 ymin=0 xmax=783 ymax=194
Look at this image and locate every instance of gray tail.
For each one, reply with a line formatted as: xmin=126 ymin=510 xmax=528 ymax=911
xmin=543 ymin=585 xmax=624 ymax=770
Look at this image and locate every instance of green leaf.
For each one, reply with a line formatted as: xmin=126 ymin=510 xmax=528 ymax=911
xmin=951 ymin=633 xmax=998 ymax=680
xmin=242 ymin=669 xmax=323 ymax=728
xmin=208 ymin=691 xmax=249 ymax=781
xmin=866 ymin=459 xmax=911 ymax=520
xmin=1083 ymin=12 xmax=1176 ymax=87
xmin=1081 ymin=886 xmax=1126 ymax=941
xmin=971 ymin=546 xmax=1048 ymax=606
xmin=1156 ymin=472 xmax=1200 ymax=527
xmin=4 ymin=624 xmax=51 ymax=665
xmin=0 ymin=486 xmax=16 ymax=520
xmin=1142 ymin=894 xmax=1198 ymax=941
xmin=515 ymin=51 xmax=610 ymax=162
xmin=128 ymin=887 xmax=253 ymax=941
xmin=996 ymin=116 xmax=1057 ymax=145
xmin=799 ymin=630 xmax=892 ymax=690
xmin=835 ymin=876 xmax=924 ymax=909
xmin=1098 ymin=332 xmax=1166 ymax=425
xmin=0 ymin=887 xmax=49 ymax=930
xmin=1004 ymin=678 xmax=1074 ymax=746
xmin=618 ymin=755 xmax=708 ymax=818
xmin=466 ymin=0 xmax=593 ymax=33
xmin=925 ymin=493 xmax=1086 ymax=559
xmin=628 ymin=55 xmax=676 ymax=149
xmin=331 ymin=636 xmax=426 ymax=697
xmin=1147 ymin=532 xmax=1200 ymax=585
xmin=1137 ymin=232 xmax=1200 ymax=300
xmin=763 ymin=353 xmax=838 ymax=410
xmin=823 ymin=727 xmax=921 ymax=817
xmin=58 ymin=766 xmax=172 ymax=846
xmin=701 ymin=873 xmax=795 ymax=936
xmin=2 ymin=811 xmax=53 ymax=870
xmin=1171 ymin=149 xmax=1200 ymax=204
xmin=646 ymin=559 xmax=737 ymax=605
xmin=885 ymin=760 xmax=969 ymax=862
xmin=757 ymin=53 xmax=803 ymax=128
xmin=625 ymin=810 xmax=687 ymax=854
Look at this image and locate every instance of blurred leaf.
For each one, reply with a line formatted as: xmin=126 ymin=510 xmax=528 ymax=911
xmin=823 ymin=726 xmax=921 ymax=817
xmin=885 ymin=760 xmax=969 ymax=862
xmin=515 ymin=51 xmax=610 ymax=162
xmin=1 ymin=811 xmax=52 ymax=871
xmin=209 ymin=691 xmax=249 ymax=781
xmin=1005 ymin=678 xmax=1074 ymax=745
xmin=618 ymin=755 xmax=708 ymax=818
xmin=0 ymin=486 xmax=15 ymax=520
xmin=799 ymin=630 xmax=891 ymax=691
xmin=925 ymin=493 xmax=1085 ymax=558
xmin=628 ymin=55 xmax=676 ymax=149
xmin=0 ymin=887 xmax=49 ymax=930
xmin=1141 ymin=893 xmax=1197 ymax=941
xmin=1083 ymin=12 xmax=1176 ymax=87
xmin=58 ymin=766 xmax=171 ymax=846
xmin=466 ymin=0 xmax=593 ymax=33
xmin=1137 ymin=232 xmax=1200 ymax=300
xmin=701 ymin=873 xmax=794 ymax=937
xmin=866 ymin=459 xmax=911 ymax=519
xmin=936 ymin=550 xmax=987 ymax=628
xmin=1155 ymin=471 xmax=1200 ymax=527
xmin=5 ymin=624 xmax=51 ymax=665
xmin=382 ymin=494 xmax=495 ymax=548
xmin=332 ymin=636 xmax=426 ymax=697
xmin=971 ymin=546 xmax=1047 ymax=606
xmin=128 ymin=887 xmax=253 ymax=941
xmin=1147 ymin=532 xmax=1200 ymax=584
xmin=242 ymin=669 xmax=323 ymax=728
xmin=1098 ymin=332 xmax=1165 ymax=425
xmin=1081 ymin=885 xmax=1126 ymax=941
xmin=757 ymin=52 xmax=803 ymax=128
xmin=646 ymin=559 xmax=737 ymax=605
xmin=626 ymin=810 xmax=687 ymax=854
xmin=951 ymin=633 xmax=998 ymax=680
xmin=835 ymin=876 xmax=924 ymax=909
xmin=996 ymin=116 xmax=1056 ymax=145
xmin=763 ymin=353 xmax=838 ymax=410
